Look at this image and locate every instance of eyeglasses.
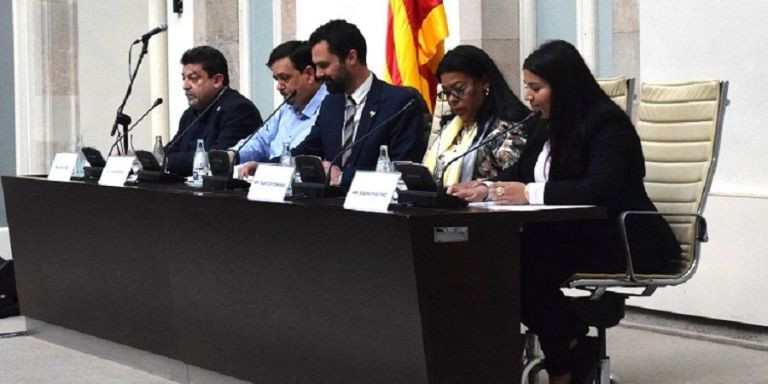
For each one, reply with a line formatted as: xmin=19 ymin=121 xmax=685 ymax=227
xmin=437 ymin=83 xmax=471 ymax=101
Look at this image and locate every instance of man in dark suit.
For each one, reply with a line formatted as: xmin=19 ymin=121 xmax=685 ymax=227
xmin=293 ymin=19 xmax=427 ymax=185
xmin=166 ymin=46 xmax=263 ymax=176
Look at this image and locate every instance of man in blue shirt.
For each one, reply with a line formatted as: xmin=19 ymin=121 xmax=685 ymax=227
xmin=230 ymin=40 xmax=328 ymax=177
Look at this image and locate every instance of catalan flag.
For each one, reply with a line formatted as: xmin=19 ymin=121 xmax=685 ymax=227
xmin=384 ymin=0 xmax=449 ymax=114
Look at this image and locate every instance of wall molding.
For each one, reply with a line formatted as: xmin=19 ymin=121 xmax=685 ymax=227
xmin=0 ymin=227 xmax=11 ymax=260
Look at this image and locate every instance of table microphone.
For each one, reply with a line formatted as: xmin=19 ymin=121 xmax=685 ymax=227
xmin=109 ymin=98 xmax=164 ymax=156
xmin=435 ymin=110 xmax=541 ymax=194
xmin=159 ymin=87 xmax=231 ymax=173
xmin=324 ymin=97 xmax=417 ymax=184
xmin=291 ymin=97 xmax=417 ymax=198
xmin=230 ymin=90 xmax=297 ymax=163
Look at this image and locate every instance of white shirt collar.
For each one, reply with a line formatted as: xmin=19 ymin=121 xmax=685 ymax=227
xmin=347 ymin=71 xmax=373 ymax=106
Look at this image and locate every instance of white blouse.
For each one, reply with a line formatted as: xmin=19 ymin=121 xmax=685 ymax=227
xmin=527 ymin=140 xmax=550 ymax=204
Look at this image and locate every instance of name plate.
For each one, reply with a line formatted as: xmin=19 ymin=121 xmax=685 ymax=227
xmin=48 ymin=152 xmax=78 ymax=181
xmin=343 ymin=171 xmax=401 ymax=213
xmin=98 ymin=156 xmax=135 ymax=186
xmin=247 ymin=164 xmax=294 ymax=202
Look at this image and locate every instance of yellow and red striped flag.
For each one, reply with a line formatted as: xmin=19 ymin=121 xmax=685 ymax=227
xmin=384 ymin=0 xmax=449 ymax=114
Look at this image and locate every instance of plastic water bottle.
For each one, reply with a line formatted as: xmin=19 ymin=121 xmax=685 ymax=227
xmin=376 ymin=145 xmax=393 ymax=173
xmin=73 ymin=134 xmax=88 ymax=177
xmin=192 ymin=139 xmax=209 ymax=186
xmin=279 ymin=142 xmax=294 ymax=196
xmin=152 ymin=135 xmax=165 ymax=165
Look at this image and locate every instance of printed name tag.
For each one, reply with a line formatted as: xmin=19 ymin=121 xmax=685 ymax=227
xmin=247 ymin=164 xmax=295 ymax=203
xmin=48 ymin=153 xmax=78 ymax=181
xmin=98 ymin=156 xmax=135 ymax=186
xmin=343 ymin=171 xmax=401 ymax=213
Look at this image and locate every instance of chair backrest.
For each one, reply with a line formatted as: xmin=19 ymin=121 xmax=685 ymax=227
xmin=636 ymin=80 xmax=728 ymax=275
xmin=597 ymin=76 xmax=636 ymax=117
xmin=427 ymin=98 xmax=452 ymax=148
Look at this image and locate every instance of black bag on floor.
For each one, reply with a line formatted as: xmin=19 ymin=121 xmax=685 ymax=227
xmin=0 ymin=259 xmax=20 ymax=318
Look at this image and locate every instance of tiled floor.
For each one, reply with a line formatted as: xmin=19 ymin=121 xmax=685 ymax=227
xmin=2 ymin=315 xmax=767 ymax=384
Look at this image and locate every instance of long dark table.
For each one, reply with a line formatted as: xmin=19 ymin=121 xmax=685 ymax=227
xmin=2 ymin=176 xmax=604 ymax=383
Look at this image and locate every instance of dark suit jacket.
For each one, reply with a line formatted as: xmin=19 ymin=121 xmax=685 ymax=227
xmin=496 ymin=102 xmax=681 ymax=274
xmin=292 ymin=76 xmax=427 ymax=185
xmin=166 ymin=88 xmax=262 ymax=176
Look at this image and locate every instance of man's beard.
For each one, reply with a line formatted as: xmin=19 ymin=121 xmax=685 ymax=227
xmin=323 ymin=65 xmax=350 ymax=94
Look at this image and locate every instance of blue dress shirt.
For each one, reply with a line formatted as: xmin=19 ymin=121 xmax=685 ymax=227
xmin=236 ymin=85 xmax=328 ymax=163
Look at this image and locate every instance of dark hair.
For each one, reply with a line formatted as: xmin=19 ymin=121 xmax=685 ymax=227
xmin=523 ymin=40 xmax=617 ymax=176
xmin=308 ymin=19 xmax=367 ymax=65
xmin=437 ymin=45 xmax=529 ymax=125
xmin=181 ymin=46 xmax=230 ymax=86
xmin=266 ymin=40 xmax=314 ymax=71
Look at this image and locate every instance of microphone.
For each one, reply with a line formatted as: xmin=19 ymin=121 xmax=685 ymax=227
xmin=291 ymin=97 xmax=417 ymax=198
xmin=133 ymin=24 xmax=168 ymax=44
xmin=127 ymin=98 xmax=163 ymax=133
xmin=109 ymin=98 xmax=164 ymax=156
xmin=327 ymin=97 xmax=417 ymax=171
xmin=231 ymin=90 xmax=297 ymax=160
xmin=435 ymin=110 xmax=541 ymax=193
xmin=161 ymin=87 xmax=229 ymax=172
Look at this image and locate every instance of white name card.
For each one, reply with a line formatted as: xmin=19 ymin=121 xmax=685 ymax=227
xmin=247 ymin=164 xmax=295 ymax=203
xmin=98 ymin=156 xmax=135 ymax=187
xmin=48 ymin=152 xmax=78 ymax=181
xmin=343 ymin=171 xmax=401 ymax=213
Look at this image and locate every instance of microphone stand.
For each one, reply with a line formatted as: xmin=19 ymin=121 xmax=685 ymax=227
xmin=292 ymin=98 xmax=418 ymax=199
xmin=398 ymin=111 xmax=540 ymax=209
xmin=111 ymin=38 xmax=150 ymax=155
xmin=435 ymin=111 xmax=539 ymax=192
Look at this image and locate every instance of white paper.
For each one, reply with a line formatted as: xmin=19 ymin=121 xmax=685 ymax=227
xmin=98 ymin=156 xmax=136 ymax=186
xmin=247 ymin=164 xmax=295 ymax=203
xmin=469 ymin=202 xmax=596 ymax=211
xmin=343 ymin=171 xmax=401 ymax=213
xmin=48 ymin=153 xmax=78 ymax=181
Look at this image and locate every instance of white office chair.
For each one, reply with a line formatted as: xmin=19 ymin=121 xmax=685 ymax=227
xmin=522 ymin=80 xmax=729 ymax=384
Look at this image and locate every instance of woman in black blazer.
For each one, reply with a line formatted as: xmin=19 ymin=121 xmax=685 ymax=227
xmin=448 ymin=40 xmax=681 ymax=383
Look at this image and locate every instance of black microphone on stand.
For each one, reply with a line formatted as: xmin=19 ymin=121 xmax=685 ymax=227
xmin=111 ymin=24 xmax=165 ymax=154
xmin=396 ymin=110 xmax=540 ymax=209
xmin=109 ymin=98 xmax=164 ymax=156
xmin=292 ymin=97 xmax=418 ymax=198
xmin=132 ymin=24 xmax=167 ymax=45
xmin=328 ymin=98 xmax=417 ymax=172
xmin=202 ymin=91 xmax=298 ymax=190
xmin=229 ymin=90 xmax=297 ymax=160
xmin=435 ymin=110 xmax=541 ymax=193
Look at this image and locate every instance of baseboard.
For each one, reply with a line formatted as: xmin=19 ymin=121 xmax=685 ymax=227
xmin=622 ymin=306 xmax=768 ymax=351
xmin=0 ymin=227 xmax=10 ymax=260
xmin=25 ymin=318 xmax=252 ymax=384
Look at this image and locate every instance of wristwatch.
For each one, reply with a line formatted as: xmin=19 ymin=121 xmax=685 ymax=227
xmin=481 ymin=180 xmax=494 ymax=201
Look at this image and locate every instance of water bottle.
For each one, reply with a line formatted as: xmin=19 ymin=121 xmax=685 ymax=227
xmin=126 ymin=149 xmax=142 ymax=179
xmin=152 ymin=135 xmax=165 ymax=164
xmin=376 ymin=145 xmax=393 ymax=173
xmin=279 ymin=142 xmax=294 ymax=196
xmin=192 ymin=139 xmax=209 ymax=186
xmin=73 ymin=134 xmax=88 ymax=177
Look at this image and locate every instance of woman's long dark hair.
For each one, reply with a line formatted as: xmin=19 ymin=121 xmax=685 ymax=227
xmin=436 ymin=45 xmax=529 ymax=126
xmin=523 ymin=40 xmax=616 ymax=178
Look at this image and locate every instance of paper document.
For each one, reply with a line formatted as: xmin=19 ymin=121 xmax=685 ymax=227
xmin=469 ymin=202 xmax=596 ymax=211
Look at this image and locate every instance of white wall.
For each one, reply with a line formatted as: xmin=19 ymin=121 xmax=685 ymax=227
xmin=77 ymin=1 xmax=152 ymax=154
xmin=633 ymin=0 xmax=768 ymax=326
xmin=166 ymin=1 xmax=195 ymax=135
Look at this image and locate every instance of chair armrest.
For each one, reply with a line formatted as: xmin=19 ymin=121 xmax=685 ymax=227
xmin=618 ymin=211 xmax=708 ymax=283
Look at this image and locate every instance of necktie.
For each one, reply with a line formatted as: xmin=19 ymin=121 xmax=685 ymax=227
xmin=341 ymin=95 xmax=357 ymax=167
